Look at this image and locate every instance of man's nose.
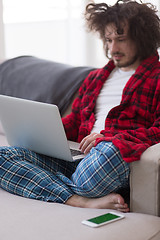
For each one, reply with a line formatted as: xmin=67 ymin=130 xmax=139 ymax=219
xmin=110 ymin=41 xmax=119 ymax=53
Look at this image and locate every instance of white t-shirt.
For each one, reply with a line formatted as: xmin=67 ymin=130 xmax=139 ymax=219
xmin=91 ymin=67 xmax=135 ymax=133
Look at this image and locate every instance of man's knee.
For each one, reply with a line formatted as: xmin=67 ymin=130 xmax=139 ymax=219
xmin=71 ymin=144 xmax=109 ymax=191
xmin=70 ymin=141 xmax=129 ymax=197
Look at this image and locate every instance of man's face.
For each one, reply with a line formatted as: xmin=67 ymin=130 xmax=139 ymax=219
xmin=105 ymin=23 xmax=140 ymax=71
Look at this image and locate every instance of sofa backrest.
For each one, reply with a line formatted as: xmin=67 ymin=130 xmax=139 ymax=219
xmin=0 ymin=56 xmax=95 ymax=115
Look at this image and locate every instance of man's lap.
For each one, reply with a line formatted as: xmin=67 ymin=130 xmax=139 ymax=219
xmin=0 ymin=141 xmax=130 ymax=201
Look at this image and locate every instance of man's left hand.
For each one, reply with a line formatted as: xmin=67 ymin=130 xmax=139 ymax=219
xmin=79 ymin=132 xmax=104 ymax=154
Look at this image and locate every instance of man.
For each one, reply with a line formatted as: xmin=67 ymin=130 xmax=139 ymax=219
xmin=1 ymin=0 xmax=160 ymax=212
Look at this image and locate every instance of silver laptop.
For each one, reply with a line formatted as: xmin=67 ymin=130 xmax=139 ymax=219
xmin=0 ymin=94 xmax=85 ymax=162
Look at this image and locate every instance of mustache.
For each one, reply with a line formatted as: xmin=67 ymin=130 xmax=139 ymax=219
xmin=112 ymin=52 xmax=124 ymax=56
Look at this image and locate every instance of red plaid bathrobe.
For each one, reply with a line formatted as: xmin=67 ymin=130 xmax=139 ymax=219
xmin=62 ymin=53 xmax=160 ymax=163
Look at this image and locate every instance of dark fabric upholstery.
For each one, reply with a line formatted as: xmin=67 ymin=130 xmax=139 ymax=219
xmin=0 ymin=56 xmax=94 ymax=115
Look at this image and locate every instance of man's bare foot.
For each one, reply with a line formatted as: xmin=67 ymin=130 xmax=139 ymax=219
xmin=65 ymin=193 xmax=129 ymax=212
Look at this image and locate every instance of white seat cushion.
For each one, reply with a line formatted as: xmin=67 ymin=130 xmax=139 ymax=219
xmin=0 ymin=188 xmax=160 ymax=240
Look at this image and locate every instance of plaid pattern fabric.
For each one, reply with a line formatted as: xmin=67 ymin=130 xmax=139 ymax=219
xmin=62 ymin=53 xmax=160 ymax=162
xmin=0 ymin=142 xmax=129 ymax=202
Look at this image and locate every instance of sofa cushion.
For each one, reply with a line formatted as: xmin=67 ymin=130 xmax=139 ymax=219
xmin=0 ymin=188 xmax=160 ymax=240
xmin=0 ymin=56 xmax=94 ymax=115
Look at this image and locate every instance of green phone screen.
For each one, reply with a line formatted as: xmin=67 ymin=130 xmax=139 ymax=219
xmin=88 ymin=213 xmax=120 ymax=224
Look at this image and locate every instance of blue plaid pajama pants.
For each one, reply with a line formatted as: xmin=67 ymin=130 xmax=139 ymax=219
xmin=0 ymin=141 xmax=130 ymax=203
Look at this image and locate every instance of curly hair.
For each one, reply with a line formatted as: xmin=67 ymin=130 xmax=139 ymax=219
xmin=85 ymin=0 xmax=160 ymax=60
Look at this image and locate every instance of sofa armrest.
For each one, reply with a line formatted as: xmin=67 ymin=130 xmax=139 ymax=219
xmin=130 ymin=143 xmax=160 ymax=216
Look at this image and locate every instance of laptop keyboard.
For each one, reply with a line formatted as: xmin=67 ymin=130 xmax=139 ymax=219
xmin=70 ymin=148 xmax=83 ymax=157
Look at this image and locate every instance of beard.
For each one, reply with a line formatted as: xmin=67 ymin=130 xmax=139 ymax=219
xmin=112 ymin=52 xmax=139 ymax=68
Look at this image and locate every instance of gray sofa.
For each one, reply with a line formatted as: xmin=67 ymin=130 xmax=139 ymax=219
xmin=0 ymin=56 xmax=160 ymax=240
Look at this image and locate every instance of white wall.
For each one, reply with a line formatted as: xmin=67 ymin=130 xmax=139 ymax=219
xmin=4 ymin=19 xmax=107 ymax=67
xmin=0 ymin=0 xmax=5 ymax=61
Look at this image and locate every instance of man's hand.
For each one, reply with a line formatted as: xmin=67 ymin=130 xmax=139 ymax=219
xmin=79 ymin=132 xmax=104 ymax=154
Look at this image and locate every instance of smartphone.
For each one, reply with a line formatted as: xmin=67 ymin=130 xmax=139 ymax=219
xmin=82 ymin=212 xmax=125 ymax=228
